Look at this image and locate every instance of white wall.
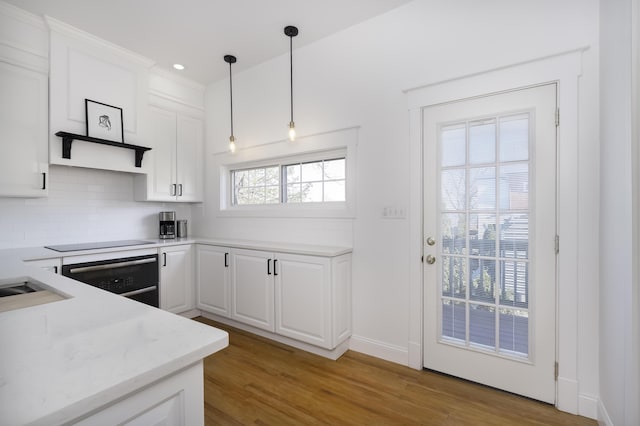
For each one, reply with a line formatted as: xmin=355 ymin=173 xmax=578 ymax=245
xmin=0 ymin=165 xmax=192 ymax=249
xmin=194 ymin=0 xmax=601 ymax=415
xmin=599 ymin=0 xmax=639 ymax=424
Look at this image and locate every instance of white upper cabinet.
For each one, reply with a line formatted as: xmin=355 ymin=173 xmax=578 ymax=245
xmin=134 ymin=105 xmax=203 ymax=202
xmin=0 ymin=3 xmax=49 ymax=198
xmin=134 ymin=71 xmax=205 ymax=203
xmin=0 ymin=61 xmax=48 ymax=197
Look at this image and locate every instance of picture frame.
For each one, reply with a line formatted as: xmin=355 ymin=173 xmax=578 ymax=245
xmin=85 ymin=99 xmax=124 ymax=143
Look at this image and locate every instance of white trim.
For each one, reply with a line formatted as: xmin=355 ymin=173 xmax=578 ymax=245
xmin=407 ymin=49 xmax=584 ymax=414
xmin=578 ymin=393 xmax=599 ymax=421
xmin=598 ymin=398 xmax=614 ymax=426
xmin=0 ymin=1 xmax=47 ymax=31
xmin=349 ymin=335 xmax=409 ymax=366
xmin=44 ymin=16 xmax=155 ymax=68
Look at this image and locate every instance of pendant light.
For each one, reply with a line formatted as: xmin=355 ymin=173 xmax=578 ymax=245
xmin=284 ymin=25 xmax=298 ymax=141
xmin=224 ymin=54 xmax=237 ymax=153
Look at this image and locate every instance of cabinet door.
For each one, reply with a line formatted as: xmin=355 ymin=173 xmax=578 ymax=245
xmin=176 ymin=115 xmax=203 ymax=202
xmin=147 ymin=106 xmax=177 ymax=201
xmin=160 ymin=245 xmax=194 ymax=314
xmin=24 ymin=258 xmax=61 ymax=274
xmin=231 ymin=249 xmax=275 ymax=332
xmin=196 ymin=245 xmax=231 ymax=317
xmin=0 ymin=62 xmax=48 ymax=197
xmin=275 ymin=253 xmax=332 ymax=348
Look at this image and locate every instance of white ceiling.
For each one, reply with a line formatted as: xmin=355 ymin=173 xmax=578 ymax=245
xmin=6 ymin=0 xmax=412 ymax=85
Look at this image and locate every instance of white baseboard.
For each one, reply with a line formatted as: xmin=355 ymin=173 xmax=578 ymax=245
xmin=598 ymin=399 xmax=613 ymax=426
xmin=178 ymin=309 xmax=200 ymax=319
xmin=578 ymin=393 xmax=599 ymax=420
xmin=349 ymin=335 xmax=408 ymax=366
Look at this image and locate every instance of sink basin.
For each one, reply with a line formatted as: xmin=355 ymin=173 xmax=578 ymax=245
xmin=0 ymin=277 xmax=68 ymax=313
xmin=0 ymin=281 xmax=43 ymax=297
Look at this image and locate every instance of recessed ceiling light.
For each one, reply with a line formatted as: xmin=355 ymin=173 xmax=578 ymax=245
xmin=173 ymin=63 xmax=185 ymax=70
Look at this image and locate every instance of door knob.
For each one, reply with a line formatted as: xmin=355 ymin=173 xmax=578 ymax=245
xmin=426 ymin=236 xmax=436 ymax=246
xmin=426 ymin=254 xmax=436 ymax=264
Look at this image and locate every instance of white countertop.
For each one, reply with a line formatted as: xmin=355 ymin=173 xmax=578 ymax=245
xmin=0 ymin=247 xmax=228 ymax=425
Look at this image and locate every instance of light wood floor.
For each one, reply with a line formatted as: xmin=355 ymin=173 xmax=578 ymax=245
xmin=196 ymin=317 xmax=596 ymax=425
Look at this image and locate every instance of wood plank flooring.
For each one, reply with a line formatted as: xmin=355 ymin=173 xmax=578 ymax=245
xmin=196 ymin=317 xmax=596 ymax=425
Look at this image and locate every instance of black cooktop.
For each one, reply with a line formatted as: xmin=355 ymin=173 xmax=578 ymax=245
xmin=45 ymin=240 xmax=154 ymax=252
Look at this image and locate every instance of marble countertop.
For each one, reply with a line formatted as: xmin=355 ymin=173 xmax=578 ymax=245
xmin=0 ymin=247 xmax=228 ymax=425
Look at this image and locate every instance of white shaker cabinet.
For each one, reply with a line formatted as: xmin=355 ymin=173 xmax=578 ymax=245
xmin=0 ymin=61 xmax=49 ymax=197
xmin=159 ymin=244 xmax=194 ymax=314
xmin=199 ymin=243 xmax=352 ymax=352
xmin=196 ymin=245 xmax=231 ymax=317
xmin=134 ymin=106 xmax=203 ymax=202
xmin=230 ymin=249 xmax=275 ymax=332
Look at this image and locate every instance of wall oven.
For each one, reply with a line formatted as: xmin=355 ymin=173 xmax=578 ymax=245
xmin=62 ymin=250 xmax=159 ymax=308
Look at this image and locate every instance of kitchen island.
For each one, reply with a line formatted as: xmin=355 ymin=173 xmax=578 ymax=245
xmin=0 ymin=248 xmax=228 ymax=425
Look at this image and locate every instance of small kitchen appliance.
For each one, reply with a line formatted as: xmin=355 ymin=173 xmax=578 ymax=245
xmin=177 ymin=220 xmax=187 ymax=238
xmin=159 ymin=211 xmax=176 ymax=239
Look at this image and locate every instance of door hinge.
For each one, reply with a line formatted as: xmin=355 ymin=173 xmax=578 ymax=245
xmin=555 ymin=235 xmax=560 ymax=254
xmin=554 ymin=362 xmax=559 ymax=381
xmin=555 ymin=108 xmax=560 ymax=127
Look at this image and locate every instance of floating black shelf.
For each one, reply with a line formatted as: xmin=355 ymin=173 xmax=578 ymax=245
xmin=55 ymin=131 xmax=152 ymax=168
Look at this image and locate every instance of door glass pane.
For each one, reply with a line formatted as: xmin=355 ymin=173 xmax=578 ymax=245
xmin=442 ymin=299 xmax=466 ymax=341
xmin=499 ymin=261 xmax=528 ymax=307
xmin=500 ymin=214 xmax=529 ymax=259
xmin=470 ymin=259 xmax=496 ymax=303
xmin=500 ymin=113 xmax=529 ymax=162
xmin=441 ymin=213 xmax=466 ymax=254
xmin=500 ymin=163 xmax=529 ymax=211
xmin=441 ymin=169 xmax=466 ymax=210
xmin=470 ymin=167 xmax=496 ymax=210
xmin=442 ymin=256 xmax=466 ymax=299
xmin=499 ymin=309 xmax=528 ymax=356
xmin=469 ymin=304 xmax=495 ymax=348
xmin=438 ymin=112 xmax=531 ymax=358
xmin=441 ymin=124 xmax=466 ymax=167
xmin=470 ymin=119 xmax=496 ymax=164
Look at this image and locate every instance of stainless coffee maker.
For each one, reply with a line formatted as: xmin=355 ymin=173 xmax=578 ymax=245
xmin=159 ymin=211 xmax=176 ymax=239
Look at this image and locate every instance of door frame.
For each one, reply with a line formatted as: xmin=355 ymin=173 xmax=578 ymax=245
xmin=406 ymin=49 xmax=585 ymax=414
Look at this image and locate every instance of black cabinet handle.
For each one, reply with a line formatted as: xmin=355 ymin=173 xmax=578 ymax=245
xmin=163 ymin=252 xmax=167 ymax=266
xmin=274 ymin=259 xmax=278 ymax=276
xmin=179 ymin=184 xmax=183 ymax=196
xmin=54 ymin=266 xmax=58 ymax=274
xmin=171 ymin=184 xmax=177 ymax=196
xmin=267 ymin=258 xmax=271 ymax=275
xmin=42 ymin=172 xmax=46 ymax=190
xmin=224 ymin=252 xmax=229 ymax=267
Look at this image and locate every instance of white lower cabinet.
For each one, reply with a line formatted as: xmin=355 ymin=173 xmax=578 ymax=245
xmin=197 ymin=244 xmax=352 ymax=351
xmin=74 ymin=361 xmax=204 ymax=426
xmin=196 ymin=245 xmax=231 ymax=317
xmin=159 ymin=245 xmax=194 ymax=314
xmin=231 ymin=249 xmax=275 ymax=332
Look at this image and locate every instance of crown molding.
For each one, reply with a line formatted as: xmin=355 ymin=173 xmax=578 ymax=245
xmin=44 ymin=16 xmax=155 ymax=68
xmin=0 ymin=1 xmax=47 ymax=30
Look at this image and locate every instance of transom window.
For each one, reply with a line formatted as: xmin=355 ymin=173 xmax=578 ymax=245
xmin=231 ymin=156 xmax=346 ymax=206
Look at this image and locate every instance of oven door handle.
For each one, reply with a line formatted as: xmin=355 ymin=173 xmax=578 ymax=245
xmin=120 ymin=285 xmax=158 ymax=298
xmin=68 ymin=257 xmax=157 ymax=274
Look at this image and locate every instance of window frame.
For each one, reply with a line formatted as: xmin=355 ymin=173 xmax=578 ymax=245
xmin=216 ymin=128 xmax=357 ymax=219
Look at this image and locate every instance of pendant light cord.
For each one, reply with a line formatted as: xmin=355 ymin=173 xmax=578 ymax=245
xmin=229 ymin=61 xmax=234 ymax=137
xmin=289 ymin=35 xmax=293 ymax=123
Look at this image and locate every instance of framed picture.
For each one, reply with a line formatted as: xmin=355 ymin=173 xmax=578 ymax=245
xmin=85 ymin=99 xmax=124 ymax=143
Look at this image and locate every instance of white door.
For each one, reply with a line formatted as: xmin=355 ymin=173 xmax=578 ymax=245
xmin=196 ymin=245 xmax=231 ymax=317
xmin=275 ymin=253 xmax=331 ymax=348
xmin=231 ymin=249 xmax=275 ymax=332
xmin=160 ymin=245 xmax=193 ymax=314
xmin=423 ymin=84 xmax=557 ymax=403
xmin=149 ymin=106 xmax=177 ymax=201
xmin=176 ymin=114 xmax=203 ymax=202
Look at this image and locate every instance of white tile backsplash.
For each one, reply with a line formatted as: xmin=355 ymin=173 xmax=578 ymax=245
xmin=0 ymin=165 xmax=192 ymax=249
